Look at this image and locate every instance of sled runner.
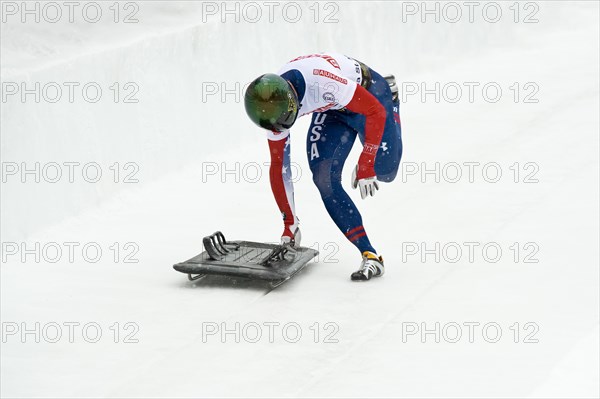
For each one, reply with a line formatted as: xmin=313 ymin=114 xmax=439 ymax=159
xmin=173 ymin=231 xmax=318 ymax=287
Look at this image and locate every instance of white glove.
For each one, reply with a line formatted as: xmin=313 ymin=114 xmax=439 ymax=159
xmin=351 ymin=166 xmax=380 ymax=199
xmin=358 ymin=177 xmax=379 ymax=199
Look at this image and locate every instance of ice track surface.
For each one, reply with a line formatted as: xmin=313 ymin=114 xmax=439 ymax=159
xmin=1 ymin=2 xmax=599 ymax=398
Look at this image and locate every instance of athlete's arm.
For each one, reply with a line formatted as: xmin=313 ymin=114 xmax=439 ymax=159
xmin=344 ymin=84 xmax=387 ymax=181
xmin=267 ymin=136 xmax=299 ymax=242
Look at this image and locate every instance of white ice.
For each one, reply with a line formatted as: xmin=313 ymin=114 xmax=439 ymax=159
xmin=1 ymin=2 xmax=599 ymax=398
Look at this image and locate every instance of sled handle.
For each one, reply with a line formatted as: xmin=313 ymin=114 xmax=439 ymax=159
xmin=214 ymin=231 xmax=240 ymax=252
xmin=214 ymin=231 xmax=230 ymax=252
xmin=203 ymin=231 xmax=240 ymax=260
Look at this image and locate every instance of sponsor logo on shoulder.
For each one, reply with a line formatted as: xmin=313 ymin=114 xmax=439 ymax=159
xmin=322 ymin=92 xmax=336 ymax=103
xmin=290 ymin=54 xmax=341 ymax=69
xmin=312 ymin=69 xmax=348 ymax=84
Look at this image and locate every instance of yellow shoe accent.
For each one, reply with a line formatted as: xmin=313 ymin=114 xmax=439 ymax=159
xmin=362 ymin=251 xmax=383 ymax=262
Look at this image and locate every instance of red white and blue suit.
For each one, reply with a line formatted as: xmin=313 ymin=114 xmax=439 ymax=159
xmin=267 ymin=53 xmax=403 ymax=254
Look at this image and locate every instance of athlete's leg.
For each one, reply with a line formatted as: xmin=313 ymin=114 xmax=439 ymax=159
xmin=307 ymin=111 xmax=377 ymax=254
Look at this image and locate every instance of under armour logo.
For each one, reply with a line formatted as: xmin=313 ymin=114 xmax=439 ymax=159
xmin=381 ymin=142 xmax=388 ymax=152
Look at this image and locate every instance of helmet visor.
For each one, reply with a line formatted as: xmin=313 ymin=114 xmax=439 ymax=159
xmin=270 ymin=91 xmax=298 ymax=132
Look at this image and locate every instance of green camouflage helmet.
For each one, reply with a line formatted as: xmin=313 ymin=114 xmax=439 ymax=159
xmin=244 ymin=73 xmax=299 ymax=132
